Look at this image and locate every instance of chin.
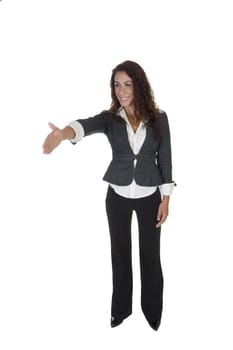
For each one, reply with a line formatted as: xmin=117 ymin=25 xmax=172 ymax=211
xmin=120 ymin=102 xmax=131 ymax=108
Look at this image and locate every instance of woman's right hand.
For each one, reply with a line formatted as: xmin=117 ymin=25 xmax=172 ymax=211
xmin=42 ymin=122 xmax=63 ymax=154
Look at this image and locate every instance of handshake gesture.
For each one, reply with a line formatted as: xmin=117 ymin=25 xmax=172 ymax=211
xmin=42 ymin=123 xmax=75 ymax=154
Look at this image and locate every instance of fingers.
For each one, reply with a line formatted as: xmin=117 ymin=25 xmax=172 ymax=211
xmin=156 ymin=216 xmax=166 ymax=228
xmin=42 ymin=134 xmax=53 ymax=154
xmin=156 ymin=204 xmax=168 ymax=228
xmin=42 ymin=136 xmax=53 ymax=154
xmin=42 ymin=123 xmax=62 ymax=154
xmin=48 ymin=122 xmax=58 ymax=131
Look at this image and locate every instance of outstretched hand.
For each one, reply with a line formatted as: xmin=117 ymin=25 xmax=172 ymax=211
xmin=42 ymin=122 xmax=63 ymax=154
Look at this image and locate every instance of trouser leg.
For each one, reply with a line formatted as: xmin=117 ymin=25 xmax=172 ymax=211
xmin=105 ymin=187 xmax=133 ymax=320
xmin=135 ymin=189 xmax=164 ymax=323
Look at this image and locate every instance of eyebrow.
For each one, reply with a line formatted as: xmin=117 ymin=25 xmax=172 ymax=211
xmin=114 ymin=80 xmax=133 ymax=84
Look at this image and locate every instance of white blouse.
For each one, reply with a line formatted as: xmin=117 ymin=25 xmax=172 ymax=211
xmin=68 ymin=108 xmax=174 ymax=199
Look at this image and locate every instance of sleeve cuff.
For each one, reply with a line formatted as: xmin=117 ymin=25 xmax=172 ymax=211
xmin=67 ymin=121 xmax=85 ymax=143
xmin=159 ymin=182 xmax=176 ymax=197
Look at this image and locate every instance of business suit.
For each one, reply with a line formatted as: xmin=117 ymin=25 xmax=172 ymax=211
xmin=75 ymin=111 xmax=173 ymax=327
xmin=76 ymin=110 xmax=173 ymax=186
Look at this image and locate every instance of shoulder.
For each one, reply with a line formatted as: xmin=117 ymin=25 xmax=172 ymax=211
xmin=100 ymin=110 xmax=126 ymax=125
xmin=77 ymin=111 xmax=117 ymax=135
xmin=157 ymin=109 xmax=168 ymax=122
xmin=158 ymin=109 xmax=167 ymax=117
xmin=157 ymin=110 xmax=171 ymax=137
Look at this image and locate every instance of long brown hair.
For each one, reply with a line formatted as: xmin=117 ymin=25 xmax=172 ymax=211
xmin=108 ymin=60 xmax=161 ymax=129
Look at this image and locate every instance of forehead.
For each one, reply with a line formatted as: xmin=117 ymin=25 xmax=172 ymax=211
xmin=114 ymin=71 xmax=132 ymax=82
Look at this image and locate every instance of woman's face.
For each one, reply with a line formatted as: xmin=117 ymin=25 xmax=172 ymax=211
xmin=114 ymin=71 xmax=134 ymax=110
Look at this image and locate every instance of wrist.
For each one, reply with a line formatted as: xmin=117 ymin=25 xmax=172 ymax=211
xmin=61 ymin=126 xmax=75 ymax=140
xmin=162 ymin=195 xmax=170 ymax=203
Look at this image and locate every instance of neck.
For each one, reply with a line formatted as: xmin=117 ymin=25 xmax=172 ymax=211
xmin=124 ymin=108 xmax=140 ymax=132
xmin=124 ymin=106 xmax=135 ymax=117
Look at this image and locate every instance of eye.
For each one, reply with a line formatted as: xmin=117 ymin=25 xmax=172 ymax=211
xmin=114 ymin=82 xmax=120 ymax=87
xmin=125 ymin=81 xmax=133 ymax=87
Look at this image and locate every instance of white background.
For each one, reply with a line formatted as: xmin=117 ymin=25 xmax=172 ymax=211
xmin=0 ymin=0 xmax=233 ymax=349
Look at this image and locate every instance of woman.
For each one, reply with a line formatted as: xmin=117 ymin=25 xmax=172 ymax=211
xmin=42 ymin=60 xmax=175 ymax=331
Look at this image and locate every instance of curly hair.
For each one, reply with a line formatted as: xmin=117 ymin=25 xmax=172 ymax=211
xmin=108 ymin=60 xmax=161 ymax=129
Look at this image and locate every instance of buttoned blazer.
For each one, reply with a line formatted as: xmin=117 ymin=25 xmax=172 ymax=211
xmin=76 ymin=111 xmax=174 ymax=186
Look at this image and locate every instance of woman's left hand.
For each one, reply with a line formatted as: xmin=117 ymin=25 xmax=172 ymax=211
xmin=156 ymin=197 xmax=169 ymax=228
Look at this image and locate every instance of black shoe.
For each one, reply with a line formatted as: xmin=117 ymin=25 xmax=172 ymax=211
xmin=148 ymin=319 xmax=161 ymax=331
xmin=111 ymin=316 xmax=123 ymax=328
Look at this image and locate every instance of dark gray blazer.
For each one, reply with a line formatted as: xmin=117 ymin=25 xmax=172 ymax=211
xmin=76 ymin=111 xmax=174 ymax=186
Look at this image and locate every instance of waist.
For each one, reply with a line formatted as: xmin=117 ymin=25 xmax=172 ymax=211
xmin=109 ymin=180 xmax=158 ymax=199
xmin=112 ymin=153 xmax=155 ymax=162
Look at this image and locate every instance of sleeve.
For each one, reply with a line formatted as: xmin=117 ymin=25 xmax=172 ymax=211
xmin=68 ymin=120 xmax=85 ymax=144
xmin=67 ymin=112 xmax=112 ymax=144
xmin=76 ymin=112 xmax=111 ymax=137
xmin=157 ymin=112 xmax=175 ymax=185
xmin=159 ymin=183 xmax=175 ymax=197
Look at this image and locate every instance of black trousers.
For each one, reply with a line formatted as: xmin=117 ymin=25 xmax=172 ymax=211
xmin=105 ymin=186 xmax=163 ymax=323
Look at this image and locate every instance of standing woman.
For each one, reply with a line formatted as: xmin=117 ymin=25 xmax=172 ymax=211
xmin=42 ymin=60 xmax=175 ymax=331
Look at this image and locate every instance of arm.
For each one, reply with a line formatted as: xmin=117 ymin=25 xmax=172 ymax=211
xmin=156 ymin=113 xmax=175 ymax=227
xmin=42 ymin=112 xmax=112 ymax=154
xmin=76 ymin=112 xmax=111 ymax=137
xmin=157 ymin=112 xmax=173 ymax=183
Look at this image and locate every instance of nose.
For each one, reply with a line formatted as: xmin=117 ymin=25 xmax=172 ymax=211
xmin=118 ymin=85 xmax=126 ymax=95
